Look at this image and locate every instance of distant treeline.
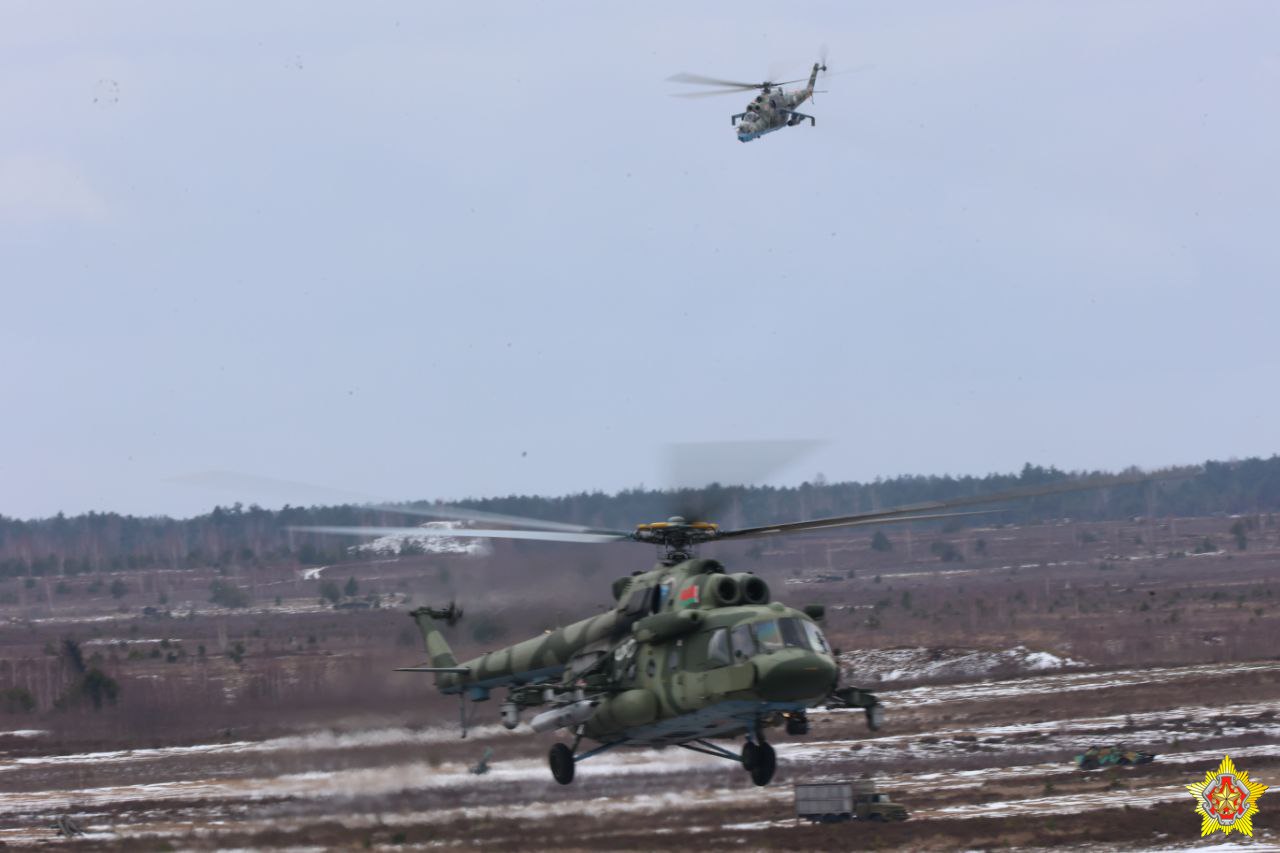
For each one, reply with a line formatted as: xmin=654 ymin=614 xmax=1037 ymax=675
xmin=2 ymin=457 xmax=1280 ymax=579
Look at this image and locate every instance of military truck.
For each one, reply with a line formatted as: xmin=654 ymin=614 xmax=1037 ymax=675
xmin=1075 ymin=744 xmax=1155 ymax=770
xmin=795 ymin=781 xmax=909 ymax=823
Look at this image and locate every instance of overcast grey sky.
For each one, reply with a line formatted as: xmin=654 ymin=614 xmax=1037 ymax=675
xmin=2 ymin=2 xmax=1277 ymax=519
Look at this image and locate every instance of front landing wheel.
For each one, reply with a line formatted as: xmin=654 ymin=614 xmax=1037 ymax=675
xmin=549 ymin=743 xmax=575 ymax=785
xmin=749 ymin=742 xmax=776 ymax=786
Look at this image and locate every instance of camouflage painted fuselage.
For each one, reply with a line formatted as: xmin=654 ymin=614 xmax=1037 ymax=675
xmin=413 ymin=557 xmax=841 ymax=746
xmin=734 ymin=62 xmax=824 ymax=143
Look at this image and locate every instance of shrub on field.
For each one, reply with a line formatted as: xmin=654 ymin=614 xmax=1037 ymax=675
xmin=0 ymin=686 xmax=35 ymax=713
xmin=930 ymin=541 xmax=964 ymax=562
xmin=210 ymin=579 xmax=251 ymax=609
xmin=319 ymin=580 xmax=341 ymax=605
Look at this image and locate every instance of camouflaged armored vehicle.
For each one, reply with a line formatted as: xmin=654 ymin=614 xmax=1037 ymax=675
xmin=1075 ymin=744 xmax=1155 ymax=770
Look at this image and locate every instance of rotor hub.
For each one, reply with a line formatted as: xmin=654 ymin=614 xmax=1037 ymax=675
xmin=633 ymin=519 xmax=720 ymax=558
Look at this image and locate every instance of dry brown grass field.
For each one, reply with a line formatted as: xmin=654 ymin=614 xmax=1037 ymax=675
xmin=0 ymin=514 xmax=1277 ymax=850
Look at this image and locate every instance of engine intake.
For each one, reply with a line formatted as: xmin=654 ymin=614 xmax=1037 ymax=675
xmin=708 ymin=574 xmax=742 ymax=606
xmin=732 ymin=573 xmax=770 ymax=605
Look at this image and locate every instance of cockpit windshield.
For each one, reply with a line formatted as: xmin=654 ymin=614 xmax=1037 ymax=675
xmin=803 ymin=620 xmax=830 ymax=654
xmin=748 ymin=617 xmax=831 ymax=655
xmin=753 ymin=619 xmax=783 ymax=651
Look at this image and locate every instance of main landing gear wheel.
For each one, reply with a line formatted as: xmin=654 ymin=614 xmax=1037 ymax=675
xmin=549 ymin=743 xmax=575 ymax=785
xmin=741 ymin=741 xmax=759 ymax=771
xmin=749 ymin=742 xmax=776 ymax=786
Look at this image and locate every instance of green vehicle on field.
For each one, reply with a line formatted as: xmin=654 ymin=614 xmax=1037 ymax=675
xmin=1075 ymin=744 xmax=1156 ymax=770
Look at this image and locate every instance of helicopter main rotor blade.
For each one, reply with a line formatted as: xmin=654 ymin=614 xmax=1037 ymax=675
xmin=294 ymin=525 xmax=631 ymax=545
xmin=667 ymin=72 xmax=761 ymax=89
xmin=716 ymin=470 xmax=1182 ymax=541
xmin=371 ymin=503 xmax=624 ymax=536
xmin=718 ymin=509 xmax=998 ymax=540
xmin=172 ymin=469 xmax=620 ymax=536
xmin=671 ymin=88 xmax=757 ymax=99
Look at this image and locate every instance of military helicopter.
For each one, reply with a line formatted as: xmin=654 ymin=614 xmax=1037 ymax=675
xmin=669 ymin=59 xmax=830 ymax=142
xmin=302 ymin=471 xmax=1159 ymax=787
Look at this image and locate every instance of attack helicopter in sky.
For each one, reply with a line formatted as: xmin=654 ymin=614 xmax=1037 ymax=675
xmin=669 ymin=58 xmax=833 ymax=143
xmin=302 ymin=471 xmax=1161 ymax=787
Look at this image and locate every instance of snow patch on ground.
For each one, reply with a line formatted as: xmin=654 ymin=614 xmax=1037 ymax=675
xmin=353 ymin=521 xmax=491 ymax=557
xmin=878 ymin=659 xmax=1280 ymax=707
xmin=0 ymin=724 xmax=524 ymax=772
xmin=840 ymin=645 xmax=1085 ymax=684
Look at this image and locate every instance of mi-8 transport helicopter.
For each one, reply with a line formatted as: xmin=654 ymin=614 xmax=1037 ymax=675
xmin=303 ymin=472 xmax=1159 ymax=787
xmin=669 ymin=61 xmax=828 ymax=142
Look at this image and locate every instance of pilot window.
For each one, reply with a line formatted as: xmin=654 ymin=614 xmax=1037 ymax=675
xmin=779 ymin=617 xmax=808 ymax=649
xmin=665 ymin=639 xmax=682 ymax=671
xmin=753 ymin=620 xmax=784 ymax=652
xmin=802 ymin=620 xmax=830 ymax=654
xmin=731 ymin=624 xmax=756 ymax=661
xmin=706 ymin=628 xmax=731 ymax=668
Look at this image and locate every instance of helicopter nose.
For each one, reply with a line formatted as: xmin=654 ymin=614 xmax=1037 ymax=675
xmin=754 ymin=653 xmax=837 ymax=701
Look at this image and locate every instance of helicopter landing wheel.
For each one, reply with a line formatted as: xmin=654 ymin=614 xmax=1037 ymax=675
xmin=741 ymin=740 xmax=759 ymax=771
xmin=549 ymin=743 xmax=575 ymax=785
xmin=749 ymin=742 xmax=776 ymax=786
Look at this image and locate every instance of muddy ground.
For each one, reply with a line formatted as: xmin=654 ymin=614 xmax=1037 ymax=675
xmin=0 ymin=514 xmax=1277 ymax=850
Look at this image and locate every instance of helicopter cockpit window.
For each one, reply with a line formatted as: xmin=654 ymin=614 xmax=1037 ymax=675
xmin=779 ymin=617 xmax=808 ymax=649
xmin=624 ymin=585 xmax=661 ymax=617
xmin=665 ymin=639 xmax=682 ymax=672
xmin=731 ymin=624 xmax=756 ymax=661
xmin=680 ymin=629 xmax=730 ymax=671
xmin=753 ymin=620 xmax=784 ymax=652
xmin=706 ymin=628 xmax=731 ymax=668
xmin=802 ymin=620 xmax=830 ymax=654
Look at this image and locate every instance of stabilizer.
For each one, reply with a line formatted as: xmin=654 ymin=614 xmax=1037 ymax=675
xmin=807 ymin=61 xmax=825 ymax=92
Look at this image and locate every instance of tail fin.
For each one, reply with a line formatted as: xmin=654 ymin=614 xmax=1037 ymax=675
xmin=410 ymin=606 xmax=460 ymax=668
xmin=807 ymin=61 xmax=823 ymax=92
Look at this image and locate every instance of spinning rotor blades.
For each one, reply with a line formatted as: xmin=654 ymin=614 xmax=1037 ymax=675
xmin=295 ymin=467 xmax=1182 ymax=553
xmin=716 ymin=470 xmax=1181 ymax=541
xmin=295 ymin=525 xmax=630 ymax=544
xmin=666 ymin=71 xmax=808 ymax=96
xmin=371 ymin=502 xmax=617 ymax=535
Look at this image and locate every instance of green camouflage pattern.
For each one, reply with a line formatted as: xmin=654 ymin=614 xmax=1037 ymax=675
xmin=408 ymin=556 xmax=863 ymax=748
xmin=1076 ymin=744 xmax=1156 ymax=769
